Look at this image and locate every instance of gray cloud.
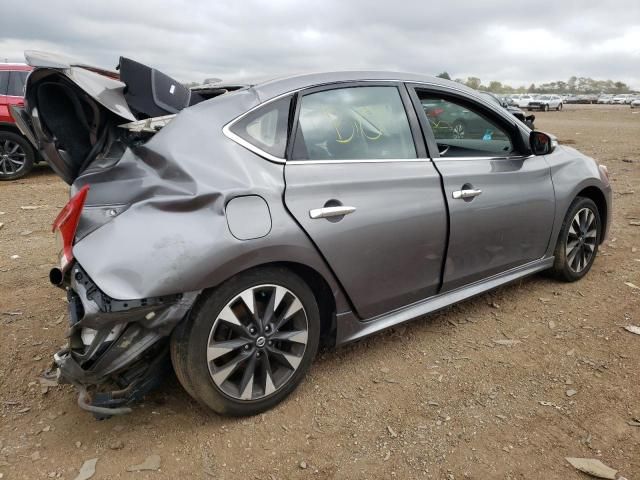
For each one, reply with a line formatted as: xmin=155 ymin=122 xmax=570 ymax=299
xmin=2 ymin=0 xmax=639 ymax=88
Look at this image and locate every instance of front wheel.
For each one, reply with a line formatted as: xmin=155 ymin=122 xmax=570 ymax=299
xmin=543 ymin=104 xmax=549 ymax=112
xmin=550 ymin=197 xmax=601 ymax=282
xmin=171 ymin=267 xmax=320 ymax=416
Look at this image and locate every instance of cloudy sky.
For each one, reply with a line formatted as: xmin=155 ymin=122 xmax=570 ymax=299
xmin=3 ymin=1 xmax=640 ymax=88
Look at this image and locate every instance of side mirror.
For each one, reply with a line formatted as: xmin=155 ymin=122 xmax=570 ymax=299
xmin=530 ymin=131 xmax=557 ymax=155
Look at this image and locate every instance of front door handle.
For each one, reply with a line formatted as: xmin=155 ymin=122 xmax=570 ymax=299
xmin=452 ymin=189 xmax=482 ymax=200
xmin=309 ymin=205 xmax=356 ymax=219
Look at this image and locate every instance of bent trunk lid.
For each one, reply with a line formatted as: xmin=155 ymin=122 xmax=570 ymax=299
xmin=19 ymin=51 xmax=198 ymax=184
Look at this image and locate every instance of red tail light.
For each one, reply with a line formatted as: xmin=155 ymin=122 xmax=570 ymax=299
xmin=52 ymin=185 xmax=89 ymax=270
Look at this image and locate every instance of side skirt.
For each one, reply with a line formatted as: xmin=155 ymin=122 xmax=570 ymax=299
xmin=335 ymin=257 xmax=554 ymax=345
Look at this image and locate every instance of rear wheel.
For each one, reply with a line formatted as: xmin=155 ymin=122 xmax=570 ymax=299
xmin=550 ymin=197 xmax=601 ymax=282
xmin=0 ymin=131 xmax=34 ymax=181
xmin=171 ymin=267 xmax=320 ymax=416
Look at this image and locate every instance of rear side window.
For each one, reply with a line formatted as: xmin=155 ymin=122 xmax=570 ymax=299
xmin=292 ymin=86 xmax=416 ymax=161
xmin=7 ymin=71 xmax=28 ymax=96
xmin=229 ymin=95 xmax=291 ymax=158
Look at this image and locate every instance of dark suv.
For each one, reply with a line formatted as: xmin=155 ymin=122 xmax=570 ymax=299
xmin=0 ymin=63 xmax=37 ymax=180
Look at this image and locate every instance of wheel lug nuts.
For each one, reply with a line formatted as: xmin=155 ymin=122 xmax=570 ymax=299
xmin=268 ymin=340 xmax=272 ymax=346
xmin=244 ymin=344 xmax=250 ymax=350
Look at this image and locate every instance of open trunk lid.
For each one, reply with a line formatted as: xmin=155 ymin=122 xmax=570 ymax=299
xmin=15 ymin=51 xmax=203 ymax=184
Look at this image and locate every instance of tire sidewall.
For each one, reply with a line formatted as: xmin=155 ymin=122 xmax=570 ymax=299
xmin=0 ymin=131 xmax=35 ymax=181
xmin=554 ymin=197 xmax=601 ymax=281
xmin=182 ymin=267 xmax=320 ymax=416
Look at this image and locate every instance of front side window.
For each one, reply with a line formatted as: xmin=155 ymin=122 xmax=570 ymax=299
xmin=418 ymin=92 xmax=514 ymax=158
xmin=292 ymin=86 xmax=416 ymax=161
xmin=229 ymin=95 xmax=291 ymax=158
xmin=7 ymin=71 xmax=28 ymax=97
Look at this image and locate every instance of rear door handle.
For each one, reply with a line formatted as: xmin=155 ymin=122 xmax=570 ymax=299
xmin=452 ymin=189 xmax=482 ymax=199
xmin=309 ymin=206 xmax=356 ymax=219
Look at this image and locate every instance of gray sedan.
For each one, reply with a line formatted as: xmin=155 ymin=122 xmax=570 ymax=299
xmin=15 ymin=52 xmax=611 ymax=418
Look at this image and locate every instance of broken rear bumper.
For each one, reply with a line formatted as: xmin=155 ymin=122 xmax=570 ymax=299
xmin=51 ymin=263 xmax=199 ymax=416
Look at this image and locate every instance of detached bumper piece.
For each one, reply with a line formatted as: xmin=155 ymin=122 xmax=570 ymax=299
xmin=52 ymin=263 xmax=198 ymax=419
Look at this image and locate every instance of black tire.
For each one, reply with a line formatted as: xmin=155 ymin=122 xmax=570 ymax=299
xmin=543 ymin=104 xmax=549 ymax=112
xmin=171 ymin=266 xmax=320 ymax=416
xmin=557 ymin=103 xmax=563 ymax=111
xmin=550 ymin=197 xmax=601 ymax=282
xmin=0 ymin=131 xmax=35 ymax=181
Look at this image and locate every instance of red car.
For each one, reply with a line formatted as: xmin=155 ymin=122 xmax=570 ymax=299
xmin=0 ymin=63 xmax=38 ymax=180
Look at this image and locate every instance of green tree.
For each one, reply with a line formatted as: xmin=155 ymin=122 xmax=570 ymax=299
xmin=527 ymin=83 xmax=536 ymax=93
xmin=488 ymin=81 xmax=503 ymax=93
xmin=436 ymin=72 xmax=451 ymax=80
xmin=465 ymin=77 xmax=481 ymax=90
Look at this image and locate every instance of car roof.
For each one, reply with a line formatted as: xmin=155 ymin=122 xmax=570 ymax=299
xmin=0 ymin=63 xmax=32 ymax=72
xmin=250 ymin=71 xmax=479 ymax=102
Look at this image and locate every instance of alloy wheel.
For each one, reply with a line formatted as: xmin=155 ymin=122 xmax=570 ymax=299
xmin=206 ymin=284 xmax=309 ymax=401
xmin=0 ymin=140 xmax=26 ymax=176
xmin=565 ymin=207 xmax=597 ymax=273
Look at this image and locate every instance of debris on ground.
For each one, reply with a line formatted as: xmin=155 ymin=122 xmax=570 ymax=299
xmin=624 ymin=282 xmax=639 ymax=290
xmin=108 ymin=439 xmax=125 ymax=450
xmin=623 ymin=325 xmax=640 ymax=335
xmin=73 ymin=458 xmax=98 ymax=480
xmin=565 ymin=457 xmax=619 ymax=479
xmin=20 ymin=205 xmax=47 ymax=210
xmin=493 ymin=339 xmax=521 ymax=346
xmin=126 ymin=454 xmax=161 ymax=472
xmin=566 ymin=389 xmax=577 ymax=397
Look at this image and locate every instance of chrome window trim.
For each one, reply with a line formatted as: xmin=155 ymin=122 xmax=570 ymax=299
xmin=287 ymin=158 xmax=428 ymax=165
xmin=433 ymin=154 xmax=535 ymax=162
xmin=222 ymin=78 xmax=523 ymax=165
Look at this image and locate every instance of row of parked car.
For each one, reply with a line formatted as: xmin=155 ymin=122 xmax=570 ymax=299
xmin=493 ymin=93 xmax=640 ymax=110
xmin=594 ymin=93 xmax=640 ymax=105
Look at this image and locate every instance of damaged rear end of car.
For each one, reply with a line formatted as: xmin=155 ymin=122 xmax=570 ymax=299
xmin=18 ymin=51 xmax=251 ymax=418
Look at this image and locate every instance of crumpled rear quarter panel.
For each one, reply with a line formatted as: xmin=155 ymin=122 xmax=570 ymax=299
xmin=71 ymin=90 xmax=345 ymax=309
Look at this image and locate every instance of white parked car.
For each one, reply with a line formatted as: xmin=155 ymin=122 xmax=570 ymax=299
xmin=527 ymin=95 xmax=563 ymax=111
xmin=612 ymin=95 xmax=627 ymax=104
xmin=516 ymin=94 xmax=534 ymax=108
xmin=631 ymin=98 xmax=640 ymax=109
xmin=597 ymin=95 xmax=613 ymax=104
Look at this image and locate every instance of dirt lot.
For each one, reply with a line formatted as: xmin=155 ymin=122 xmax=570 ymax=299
xmin=0 ymin=104 xmax=639 ymax=479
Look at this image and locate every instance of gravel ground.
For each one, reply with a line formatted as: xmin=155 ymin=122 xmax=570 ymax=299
xmin=0 ymin=104 xmax=639 ymax=479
